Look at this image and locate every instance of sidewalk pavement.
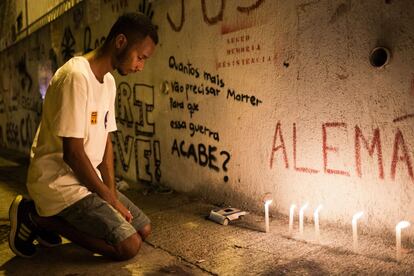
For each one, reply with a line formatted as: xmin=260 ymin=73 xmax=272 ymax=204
xmin=0 ymin=149 xmax=414 ymax=275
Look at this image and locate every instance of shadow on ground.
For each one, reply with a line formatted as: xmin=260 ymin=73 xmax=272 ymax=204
xmin=266 ymin=258 xmax=329 ymax=276
xmin=0 ymin=243 xmax=135 ymax=276
xmin=0 ymin=227 xmax=205 ymax=276
xmin=143 ymin=264 xmax=196 ymax=276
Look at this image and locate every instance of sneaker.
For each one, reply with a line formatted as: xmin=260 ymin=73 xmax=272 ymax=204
xmin=8 ymin=195 xmax=37 ymax=258
xmin=36 ymin=228 xmax=62 ymax=247
xmin=25 ymin=201 xmax=62 ymax=247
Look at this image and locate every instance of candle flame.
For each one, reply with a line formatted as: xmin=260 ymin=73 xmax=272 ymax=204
xmin=265 ymin=199 xmax=273 ymax=206
xmin=314 ymin=204 xmax=323 ymax=216
xmin=396 ymin=221 xmax=410 ymax=230
xmin=300 ymin=202 xmax=309 ymax=213
xmin=352 ymin=211 xmax=363 ymax=223
xmin=290 ymin=204 xmax=296 ymax=212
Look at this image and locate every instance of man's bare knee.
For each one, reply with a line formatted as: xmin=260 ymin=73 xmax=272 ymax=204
xmin=139 ymin=224 xmax=151 ymax=240
xmin=114 ymin=233 xmax=141 ymax=261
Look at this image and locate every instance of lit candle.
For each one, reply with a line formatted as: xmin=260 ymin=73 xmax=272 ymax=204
xmin=264 ymin=199 xmax=273 ymax=233
xmin=396 ymin=221 xmax=410 ymax=261
xmin=289 ymin=204 xmax=296 ymax=234
xmin=314 ymin=205 xmax=323 ymax=241
xmin=299 ymin=203 xmax=309 ymax=235
xmin=352 ymin=211 xmax=363 ymax=251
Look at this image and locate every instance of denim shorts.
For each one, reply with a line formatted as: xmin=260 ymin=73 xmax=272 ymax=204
xmin=58 ymin=191 xmax=150 ymax=245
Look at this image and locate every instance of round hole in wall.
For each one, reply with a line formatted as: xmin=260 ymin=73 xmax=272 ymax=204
xmin=369 ymin=47 xmax=391 ymax=68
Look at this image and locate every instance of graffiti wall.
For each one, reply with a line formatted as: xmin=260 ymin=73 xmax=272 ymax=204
xmin=0 ymin=28 xmax=48 ymax=153
xmin=1 ymin=0 xmax=414 ymax=237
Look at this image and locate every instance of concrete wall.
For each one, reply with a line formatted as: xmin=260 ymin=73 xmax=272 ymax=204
xmin=1 ymin=0 xmax=414 ymax=237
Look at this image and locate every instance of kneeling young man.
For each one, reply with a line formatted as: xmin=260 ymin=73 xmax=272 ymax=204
xmin=9 ymin=12 xmax=158 ymax=261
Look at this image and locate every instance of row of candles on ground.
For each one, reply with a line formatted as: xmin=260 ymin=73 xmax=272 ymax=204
xmin=263 ymin=199 xmax=411 ymax=261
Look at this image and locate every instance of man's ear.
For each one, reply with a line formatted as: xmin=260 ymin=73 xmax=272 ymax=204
xmin=115 ymin=34 xmax=128 ymax=50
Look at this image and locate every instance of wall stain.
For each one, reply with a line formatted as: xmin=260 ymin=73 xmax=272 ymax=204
xmin=329 ymin=2 xmax=350 ymax=24
xmin=336 ymin=73 xmax=348 ymax=80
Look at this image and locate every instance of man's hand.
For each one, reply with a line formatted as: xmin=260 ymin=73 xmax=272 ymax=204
xmin=113 ymin=200 xmax=133 ymax=223
xmin=63 ymin=137 xmax=132 ymax=223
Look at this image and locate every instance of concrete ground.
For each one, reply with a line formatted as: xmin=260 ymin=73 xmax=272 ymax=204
xmin=0 ymin=149 xmax=414 ymax=275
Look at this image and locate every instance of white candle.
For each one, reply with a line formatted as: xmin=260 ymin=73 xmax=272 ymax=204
xmin=264 ymin=200 xmax=272 ymax=233
xmin=314 ymin=205 xmax=323 ymax=241
xmin=396 ymin=221 xmax=410 ymax=261
xmin=299 ymin=203 xmax=309 ymax=235
xmin=289 ymin=204 xmax=296 ymax=234
xmin=352 ymin=211 xmax=363 ymax=251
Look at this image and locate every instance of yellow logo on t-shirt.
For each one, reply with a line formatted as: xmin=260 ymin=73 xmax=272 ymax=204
xmin=91 ymin=111 xmax=98 ymax=124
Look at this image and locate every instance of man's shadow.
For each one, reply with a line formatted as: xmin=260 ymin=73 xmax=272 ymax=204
xmin=0 ymin=243 xmax=133 ymax=276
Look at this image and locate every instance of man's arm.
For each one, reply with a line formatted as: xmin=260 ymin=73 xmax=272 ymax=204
xmin=97 ymin=134 xmax=117 ymax=198
xmin=62 ymin=137 xmax=132 ymax=222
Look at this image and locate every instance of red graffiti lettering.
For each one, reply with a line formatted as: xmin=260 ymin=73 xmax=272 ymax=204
xmin=322 ymin=122 xmax=350 ymax=176
xmin=355 ymin=126 xmax=384 ymax=179
xmin=269 ymin=121 xmax=289 ymax=169
xmin=293 ymin=123 xmax=318 ymax=174
xmin=391 ymin=129 xmax=414 ymax=181
xmin=269 ymin=121 xmax=414 ymax=182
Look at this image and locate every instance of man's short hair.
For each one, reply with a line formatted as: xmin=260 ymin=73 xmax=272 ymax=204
xmin=105 ymin=12 xmax=158 ymax=46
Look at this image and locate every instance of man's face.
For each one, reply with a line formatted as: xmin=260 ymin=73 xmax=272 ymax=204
xmin=115 ymin=35 xmax=156 ymax=76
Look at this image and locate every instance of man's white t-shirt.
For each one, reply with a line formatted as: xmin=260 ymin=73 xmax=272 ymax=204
xmin=27 ymin=56 xmax=117 ymax=217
